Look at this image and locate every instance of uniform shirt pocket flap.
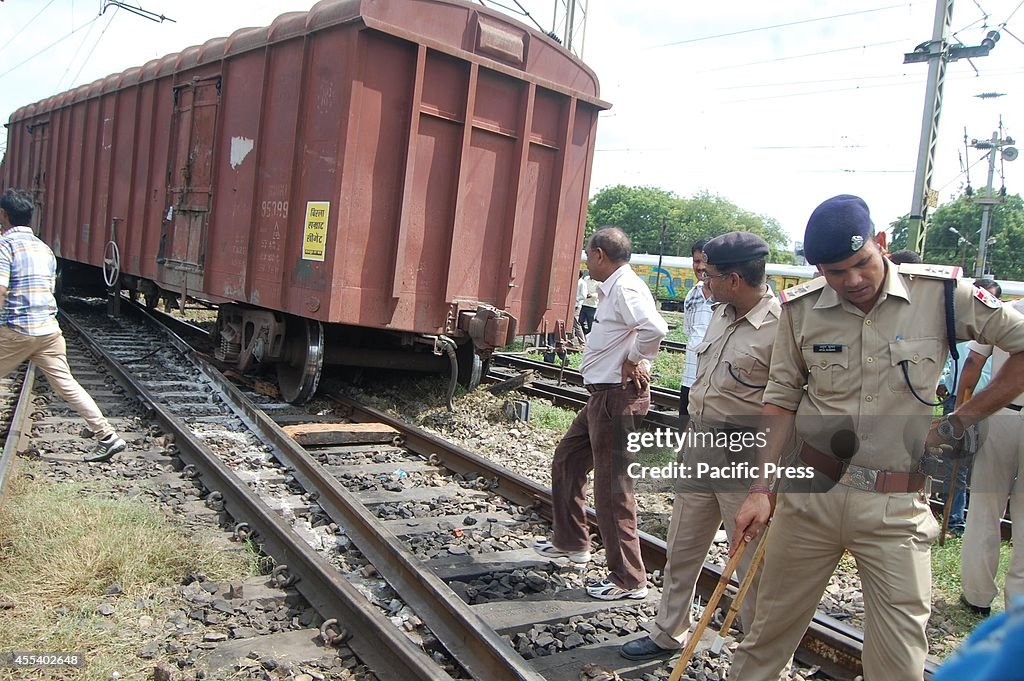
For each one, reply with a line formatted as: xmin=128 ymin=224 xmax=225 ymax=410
xmin=804 ymin=347 xmax=849 ymax=370
xmin=888 ymin=339 xmax=939 ymax=367
xmin=691 ymin=340 xmax=712 ymax=355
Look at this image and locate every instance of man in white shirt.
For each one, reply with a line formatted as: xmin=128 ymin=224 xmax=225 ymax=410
xmin=534 ymin=227 xmax=669 ymax=600
xmin=681 ymin=238 xmax=713 ymax=426
xmin=580 ymin=272 xmax=600 ymax=334
xmin=956 ymin=296 xmax=1024 ymax=616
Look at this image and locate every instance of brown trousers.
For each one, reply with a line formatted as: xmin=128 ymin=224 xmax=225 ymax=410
xmin=551 ymin=385 xmax=650 ymax=589
xmin=0 ymin=327 xmax=114 ymax=438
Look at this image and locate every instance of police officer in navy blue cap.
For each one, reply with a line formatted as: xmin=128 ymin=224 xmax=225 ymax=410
xmin=621 ymin=230 xmax=782 ymax=662
xmin=727 ymin=194 xmax=1024 ymax=681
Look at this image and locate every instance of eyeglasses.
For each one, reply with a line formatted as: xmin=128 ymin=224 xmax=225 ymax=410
xmin=704 ymin=271 xmax=735 ymax=280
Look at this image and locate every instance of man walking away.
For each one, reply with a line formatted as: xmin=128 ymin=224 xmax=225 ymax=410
xmin=0 ymin=189 xmax=126 ymax=462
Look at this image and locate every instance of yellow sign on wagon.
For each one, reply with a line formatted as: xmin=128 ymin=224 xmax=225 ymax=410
xmin=302 ymin=201 xmax=330 ymax=261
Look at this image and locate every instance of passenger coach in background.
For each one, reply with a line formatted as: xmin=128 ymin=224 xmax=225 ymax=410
xmin=0 ymin=0 xmax=608 ymax=402
xmin=614 ymin=253 xmax=1024 ymax=305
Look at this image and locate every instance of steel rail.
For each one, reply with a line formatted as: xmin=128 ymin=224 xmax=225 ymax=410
xmin=118 ymin=304 xmax=544 ymax=681
xmin=58 ymin=311 xmax=449 ymax=681
xmin=493 ymin=354 xmax=680 ymax=411
xmin=332 ymin=396 xmax=940 ymax=680
xmin=661 ymin=339 xmax=687 ymax=353
xmin=0 ymin=364 xmax=36 ymax=497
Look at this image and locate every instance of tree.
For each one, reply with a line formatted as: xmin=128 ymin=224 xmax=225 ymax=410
xmin=889 ymin=192 xmax=1024 ymax=279
xmin=586 ymin=185 xmax=794 ymax=263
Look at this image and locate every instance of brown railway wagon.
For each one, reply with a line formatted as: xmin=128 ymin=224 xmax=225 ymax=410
xmin=1 ymin=0 xmax=609 ymax=402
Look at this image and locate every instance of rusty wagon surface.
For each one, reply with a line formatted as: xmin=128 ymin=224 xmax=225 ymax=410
xmin=1 ymin=0 xmax=608 ymax=401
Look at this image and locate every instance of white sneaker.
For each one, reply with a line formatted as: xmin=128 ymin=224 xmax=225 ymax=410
xmin=533 ymin=538 xmax=591 ymax=564
xmin=713 ymin=528 xmax=728 ymax=543
xmin=586 ymin=577 xmax=649 ymax=600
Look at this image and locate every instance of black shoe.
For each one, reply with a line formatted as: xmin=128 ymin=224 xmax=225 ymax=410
xmin=620 ymin=636 xmax=676 ymax=661
xmin=960 ymin=593 xmax=991 ymax=617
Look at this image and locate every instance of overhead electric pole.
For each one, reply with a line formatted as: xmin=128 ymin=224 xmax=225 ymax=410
xmin=550 ymin=0 xmax=588 ymax=57
xmin=904 ymin=1 xmax=1001 ymax=255
xmin=969 ymin=127 xmax=1018 ymax=277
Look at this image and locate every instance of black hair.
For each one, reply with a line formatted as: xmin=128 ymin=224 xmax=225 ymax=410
xmin=0 ymin=189 xmax=33 ymax=227
xmin=692 ymin=238 xmax=709 ymax=256
xmin=888 ymin=249 xmax=922 ymax=265
xmin=717 ymin=257 xmax=767 ymax=287
xmin=974 ymin=278 xmax=1002 ymax=299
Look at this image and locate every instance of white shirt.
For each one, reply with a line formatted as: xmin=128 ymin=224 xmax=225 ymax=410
xmin=682 ymin=282 xmax=714 ymax=388
xmin=579 ymin=264 xmax=668 ymax=384
xmin=576 ymin=277 xmax=587 ymax=312
xmin=966 ymin=298 xmax=1024 ymax=407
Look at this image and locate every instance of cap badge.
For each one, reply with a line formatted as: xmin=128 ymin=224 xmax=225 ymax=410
xmin=850 ymin=235 xmax=864 ymax=251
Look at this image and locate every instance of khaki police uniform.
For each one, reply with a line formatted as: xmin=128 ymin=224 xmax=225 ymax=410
xmin=960 ymin=298 xmax=1024 ymax=610
xmin=729 ymin=263 xmax=1024 ymax=681
xmin=651 ymin=287 xmax=781 ymax=649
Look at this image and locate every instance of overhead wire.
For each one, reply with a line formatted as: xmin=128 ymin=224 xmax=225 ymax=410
xmin=0 ymin=0 xmax=59 ymax=59
xmin=0 ymin=15 xmax=101 ymax=81
xmin=56 ymin=12 xmax=102 ymax=91
xmin=695 ymin=38 xmax=909 ymax=74
xmin=68 ymin=5 xmax=120 ymax=87
xmin=650 ymin=2 xmax=918 ymax=49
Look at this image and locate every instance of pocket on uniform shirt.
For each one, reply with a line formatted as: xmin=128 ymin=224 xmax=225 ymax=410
xmin=887 ymin=338 xmax=942 ymax=394
xmin=802 ymin=346 xmax=848 ymax=396
xmin=725 ymin=349 xmax=769 ymax=391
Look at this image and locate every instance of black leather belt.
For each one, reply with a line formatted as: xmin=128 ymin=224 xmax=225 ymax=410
xmin=584 ymin=383 xmax=620 ymax=394
xmin=1007 ymin=403 xmax=1023 ymax=412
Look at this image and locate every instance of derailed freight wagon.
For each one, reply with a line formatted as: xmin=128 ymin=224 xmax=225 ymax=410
xmin=1 ymin=0 xmax=608 ymax=402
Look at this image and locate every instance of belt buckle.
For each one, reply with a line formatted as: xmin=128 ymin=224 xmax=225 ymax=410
xmin=838 ymin=464 xmax=878 ymax=492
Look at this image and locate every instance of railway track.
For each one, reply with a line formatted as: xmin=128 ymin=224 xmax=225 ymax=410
xmin=0 ymin=364 xmax=33 ymax=495
xmin=489 ymin=356 xmax=680 ymax=430
xmin=142 ymin=306 xmax=874 ymax=679
xmin=10 ymin=297 xmax=951 ymax=680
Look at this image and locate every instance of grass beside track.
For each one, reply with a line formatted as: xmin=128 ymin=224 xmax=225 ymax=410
xmin=0 ymin=471 xmax=263 ymax=680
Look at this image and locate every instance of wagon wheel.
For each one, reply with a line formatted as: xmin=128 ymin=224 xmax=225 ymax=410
xmin=276 ymin=318 xmax=324 ymax=404
xmin=102 ymin=240 xmax=121 ymax=288
xmin=456 ymin=342 xmax=487 ymax=390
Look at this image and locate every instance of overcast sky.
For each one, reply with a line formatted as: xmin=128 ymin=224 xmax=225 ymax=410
xmin=1 ymin=0 xmax=1021 ymax=246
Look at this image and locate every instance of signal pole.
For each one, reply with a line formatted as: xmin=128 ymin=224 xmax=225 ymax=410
xmin=904 ymin=2 xmax=1000 ymax=255
xmin=970 ymin=127 xmax=1017 ymax=277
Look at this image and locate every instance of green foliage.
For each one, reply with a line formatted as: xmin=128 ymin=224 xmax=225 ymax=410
xmin=586 ymin=185 xmax=794 ymax=263
xmin=889 ymin=192 xmax=1024 ymax=279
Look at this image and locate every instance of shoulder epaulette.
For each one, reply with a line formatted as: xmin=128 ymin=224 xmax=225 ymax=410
xmin=898 ymin=262 xmax=962 ymax=280
xmin=778 ymin=276 xmax=826 ymax=304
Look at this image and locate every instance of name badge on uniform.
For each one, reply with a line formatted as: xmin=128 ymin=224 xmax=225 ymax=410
xmin=813 ymin=344 xmax=844 ymax=353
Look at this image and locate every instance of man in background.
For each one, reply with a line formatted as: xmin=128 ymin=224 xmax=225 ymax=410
xmin=936 ymin=277 xmax=1001 ymax=537
xmin=535 ymin=226 xmax=668 ymax=600
xmin=956 ymin=293 xmax=1024 ymax=616
xmin=680 ymin=238 xmax=712 ymax=427
xmin=579 ymin=269 xmax=599 ymax=334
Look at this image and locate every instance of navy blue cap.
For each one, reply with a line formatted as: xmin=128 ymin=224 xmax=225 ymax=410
xmin=703 ymin=231 xmax=770 ymax=267
xmin=803 ymin=194 xmax=873 ymax=265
